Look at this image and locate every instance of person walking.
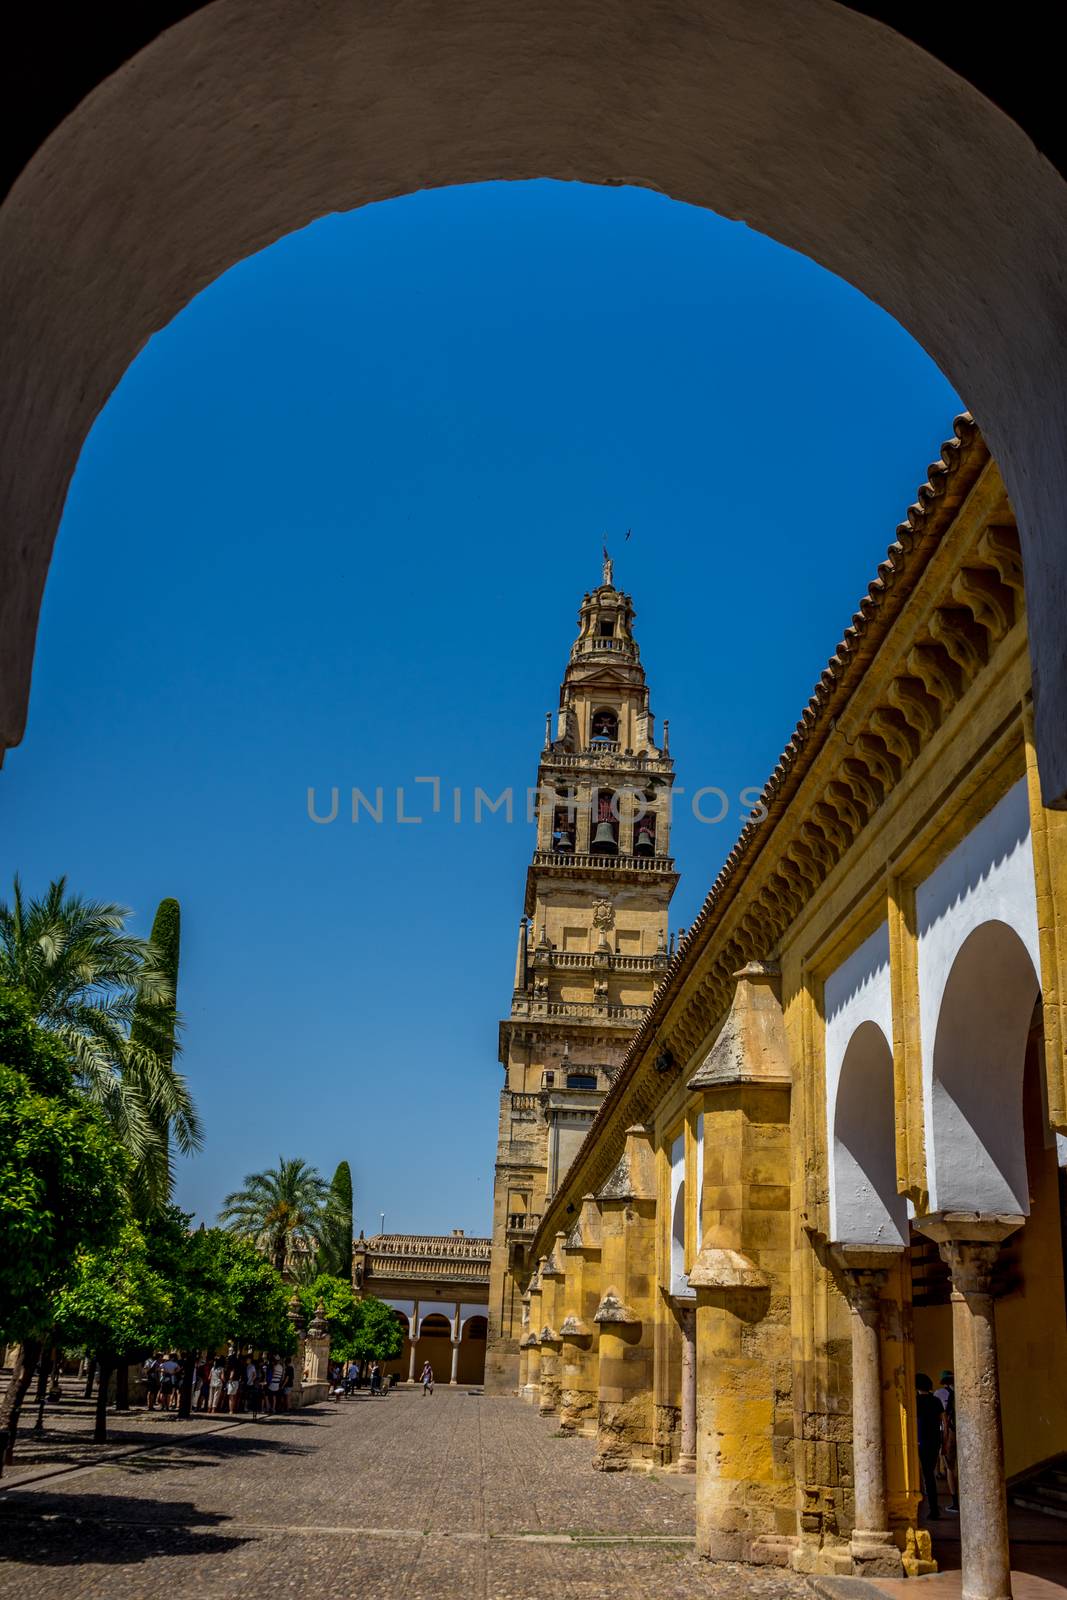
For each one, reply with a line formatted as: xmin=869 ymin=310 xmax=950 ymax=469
xmin=345 ymin=1358 xmax=359 ymax=1397
xmin=369 ymin=1360 xmax=382 ymax=1398
xmin=915 ymin=1372 xmax=945 ymax=1520
xmin=934 ymin=1369 xmax=959 ymax=1513
xmin=195 ymin=1356 xmax=212 ymax=1412
xmin=421 ymin=1360 xmax=434 ymax=1396
xmin=225 ymin=1358 xmax=242 ymax=1414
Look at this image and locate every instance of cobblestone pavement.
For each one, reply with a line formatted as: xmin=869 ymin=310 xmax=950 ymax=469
xmin=0 ymin=1388 xmax=816 ymax=1600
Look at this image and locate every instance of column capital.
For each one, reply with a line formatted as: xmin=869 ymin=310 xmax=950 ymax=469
xmin=913 ymin=1211 xmax=1024 ymax=1297
xmin=912 ymin=1210 xmax=1025 ymax=1247
xmin=830 ymin=1243 xmax=903 ymax=1318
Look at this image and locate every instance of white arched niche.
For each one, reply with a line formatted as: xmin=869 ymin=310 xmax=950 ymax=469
xmin=916 ymin=778 xmax=1042 ymax=1214
xmin=825 ymin=923 xmax=907 ymax=1246
xmin=669 ymin=1131 xmax=692 ymax=1297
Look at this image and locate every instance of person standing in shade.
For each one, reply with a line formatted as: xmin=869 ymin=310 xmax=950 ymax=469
xmin=934 ymin=1369 xmax=959 ymax=1513
xmin=421 ymin=1361 xmax=434 ymax=1396
xmin=143 ymin=1354 xmax=161 ymax=1411
xmin=245 ymin=1356 xmax=262 ymax=1421
xmin=369 ymin=1360 xmax=382 ymax=1398
xmin=208 ymin=1356 xmax=226 ymax=1413
xmin=915 ymin=1372 xmax=945 ymax=1520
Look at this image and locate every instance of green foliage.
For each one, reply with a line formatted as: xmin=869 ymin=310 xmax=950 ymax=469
xmin=298 ymin=1275 xmax=403 ymax=1364
xmin=219 ymin=1156 xmax=330 ymax=1276
xmin=0 ymin=986 xmax=72 ymax=1095
xmin=356 ymin=1295 xmax=405 ymax=1364
xmin=212 ymin=1231 xmax=295 ymax=1354
xmin=0 ymin=878 xmax=201 ymax=1183
xmin=317 ymin=1159 xmax=354 ymax=1279
xmin=53 ymin=1221 xmax=172 ymax=1358
xmin=54 ymin=1210 xmax=296 ymax=1361
xmin=0 ymin=985 xmax=128 ymax=1342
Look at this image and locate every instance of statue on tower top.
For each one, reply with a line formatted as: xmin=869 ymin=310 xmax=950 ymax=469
xmin=601 ymin=540 xmax=614 ymax=588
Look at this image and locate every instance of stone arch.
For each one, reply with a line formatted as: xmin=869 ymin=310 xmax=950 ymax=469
xmin=929 ymin=919 xmax=1040 ymax=1215
xmin=830 ymin=1020 xmax=907 ymax=1246
xmin=3 ymin=3 xmax=1067 ymax=799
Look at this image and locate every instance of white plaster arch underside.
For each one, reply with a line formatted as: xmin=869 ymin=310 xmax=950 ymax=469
xmin=669 ymin=1132 xmax=691 ymax=1297
xmin=824 ymin=922 xmax=905 ymax=1245
xmin=916 ymin=778 xmax=1042 ymax=1214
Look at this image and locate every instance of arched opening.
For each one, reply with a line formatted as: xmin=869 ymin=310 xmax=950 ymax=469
xmin=3 ymin=4 xmax=1067 ymax=800
xmin=913 ymin=989 xmax=1067 ymax=1502
xmin=590 ymin=708 xmax=618 ymax=745
xmin=928 ymin=920 xmax=1039 ymax=1216
xmin=457 ymin=1313 xmax=488 ymax=1384
xmin=830 ymin=1020 xmax=906 ymax=1246
xmin=591 ymin=790 xmax=618 ymax=855
xmin=551 ymin=794 xmax=576 ymax=854
xmin=632 ymin=792 xmax=657 ymax=857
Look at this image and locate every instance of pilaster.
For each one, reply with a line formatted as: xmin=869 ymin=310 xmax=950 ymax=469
xmin=689 ymin=962 xmax=795 ymax=1567
xmin=593 ymin=1126 xmax=657 ymax=1470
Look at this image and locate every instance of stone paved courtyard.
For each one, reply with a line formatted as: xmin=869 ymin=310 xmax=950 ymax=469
xmin=0 ymin=1388 xmax=816 ymax=1600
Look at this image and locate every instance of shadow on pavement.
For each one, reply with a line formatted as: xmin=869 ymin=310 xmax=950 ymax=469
xmin=0 ymin=1497 xmax=250 ymax=1567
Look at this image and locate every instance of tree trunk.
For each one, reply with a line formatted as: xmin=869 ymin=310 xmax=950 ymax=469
xmin=0 ymin=1337 xmax=43 ymax=1474
xmin=31 ymin=1345 xmax=52 ymax=1436
xmin=94 ymin=1356 xmax=111 ymax=1444
xmin=177 ymin=1352 xmax=196 ymax=1420
xmin=114 ymin=1360 xmax=129 ymax=1411
xmin=83 ymin=1358 xmax=96 ymax=1400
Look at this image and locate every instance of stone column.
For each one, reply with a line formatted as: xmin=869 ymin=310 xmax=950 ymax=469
xmin=407 ymin=1299 xmax=419 ymax=1383
xmin=576 ymin=778 xmax=592 ymax=854
xmin=450 ymin=1339 xmax=460 ymax=1384
xmin=675 ymin=1302 xmax=697 ymax=1473
xmin=831 ymin=1246 xmax=904 ymax=1578
xmin=593 ymin=1126 xmax=657 ymax=1471
xmin=916 ymin=1212 xmax=1024 ymax=1600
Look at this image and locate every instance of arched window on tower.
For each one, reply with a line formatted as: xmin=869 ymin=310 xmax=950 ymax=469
xmin=590 ymin=708 xmax=618 ymax=744
xmin=633 ymin=791 xmax=657 ymax=855
xmin=591 ymin=790 xmax=619 ymax=854
xmin=552 ymin=797 xmax=575 ymax=853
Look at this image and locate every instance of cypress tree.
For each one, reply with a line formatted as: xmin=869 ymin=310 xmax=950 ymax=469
xmin=324 ymin=1160 xmax=354 ymax=1280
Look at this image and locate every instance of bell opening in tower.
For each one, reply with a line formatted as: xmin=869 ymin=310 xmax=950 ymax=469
xmin=591 ymin=789 xmax=619 ymax=854
xmin=591 ymin=708 xmax=618 ymax=744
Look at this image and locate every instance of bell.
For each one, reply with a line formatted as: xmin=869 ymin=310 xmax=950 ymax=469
xmin=634 ymin=822 xmax=655 ymax=854
xmin=555 ymin=829 xmax=574 ymax=852
xmin=592 ymin=821 xmax=617 ymax=850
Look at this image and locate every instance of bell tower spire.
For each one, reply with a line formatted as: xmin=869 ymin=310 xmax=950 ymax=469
xmin=485 ymin=558 xmax=679 ymax=1392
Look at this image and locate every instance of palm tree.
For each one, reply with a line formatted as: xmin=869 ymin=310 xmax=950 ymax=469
xmin=128 ymin=898 xmax=183 ymax=1207
xmin=219 ymin=1158 xmax=330 ymax=1276
xmin=0 ymin=875 xmax=202 ymax=1186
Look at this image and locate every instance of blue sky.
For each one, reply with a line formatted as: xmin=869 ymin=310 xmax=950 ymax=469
xmin=0 ymin=180 xmax=960 ymax=1235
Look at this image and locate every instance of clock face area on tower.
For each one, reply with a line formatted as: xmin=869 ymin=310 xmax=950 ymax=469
xmin=487 ymin=565 xmax=679 ymax=1379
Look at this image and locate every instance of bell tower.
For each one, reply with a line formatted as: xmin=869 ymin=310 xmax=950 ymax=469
xmin=484 ymin=553 xmax=679 ymax=1392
